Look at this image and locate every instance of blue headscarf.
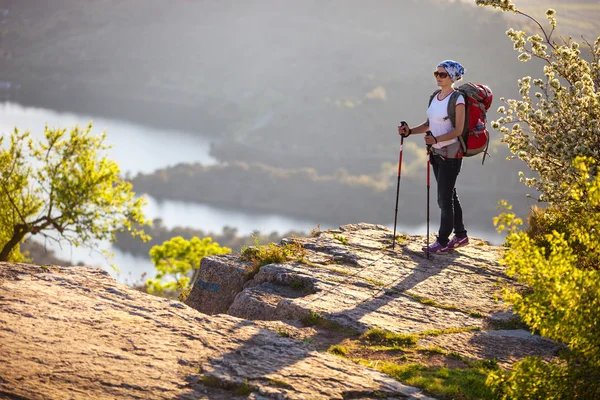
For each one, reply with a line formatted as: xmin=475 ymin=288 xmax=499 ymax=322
xmin=438 ymin=60 xmax=465 ymax=82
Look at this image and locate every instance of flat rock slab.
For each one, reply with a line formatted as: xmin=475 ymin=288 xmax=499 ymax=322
xmin=188 ymin=223 xmax=560 ymax=369
xmin=0 ymin=262 xmax=434 ymax=400
xmin=204 ymin=223 xmax=510 ymax=333
xmin=418 ymin=330 xmax=560 ymax=369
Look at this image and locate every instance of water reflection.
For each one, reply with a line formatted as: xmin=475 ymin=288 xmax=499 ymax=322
xmin=0 ymin=102 xmax=217 ymax=174
xmin=40 ymin=240 xmax=157 ymax=284
xmin=143 ymin=196 xmax=320 ymax=235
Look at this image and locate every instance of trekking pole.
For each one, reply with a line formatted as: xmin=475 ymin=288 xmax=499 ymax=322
xmin=426 ymin=131 xmax=433 ymax=259
xmin=392 ymin=121 xmax=408 ymax=249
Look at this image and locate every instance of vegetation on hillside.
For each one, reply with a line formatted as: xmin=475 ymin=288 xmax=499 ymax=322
xmin=0 ymin=0 xmax=528 ymax=158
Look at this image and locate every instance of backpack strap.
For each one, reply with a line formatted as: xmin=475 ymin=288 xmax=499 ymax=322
xmin=447 ymin=91 xmax=459 ymax=128
xmin=428 ymin=89 xmax=441 ymax=107
xmin=447 ymin=90 xmax=469 ymax=155
xmin=426 ymin=89 xmax=441 ymax=126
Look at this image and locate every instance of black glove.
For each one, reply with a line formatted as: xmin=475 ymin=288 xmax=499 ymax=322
xmin=399 ymin=121 xmax=412 ymax=137
xmin=425 ymin=130 xmax=436 ymax=151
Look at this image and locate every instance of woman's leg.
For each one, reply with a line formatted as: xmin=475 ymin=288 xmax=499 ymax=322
xmin=431 ymin=156 xmax=462 ymax=246
xmin=452 ymin=188 xmax=467 ymax=238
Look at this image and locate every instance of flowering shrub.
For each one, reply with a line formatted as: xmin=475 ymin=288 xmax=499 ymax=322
xmin=477 ymin=0 xmax=600 ymax=205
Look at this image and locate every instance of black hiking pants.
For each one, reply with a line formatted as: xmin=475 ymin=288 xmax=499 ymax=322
xmin=430 ymin=154 xmax=467 ymax=246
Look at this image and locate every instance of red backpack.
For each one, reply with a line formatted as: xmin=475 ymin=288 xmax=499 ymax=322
xmin=429 ymin=82 xmax=493 ymax=164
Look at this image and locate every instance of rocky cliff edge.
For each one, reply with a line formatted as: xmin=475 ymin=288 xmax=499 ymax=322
xmin=0 ymin=223 xmax=560 ymax=399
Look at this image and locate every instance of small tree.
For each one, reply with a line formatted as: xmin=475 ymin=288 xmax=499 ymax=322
xmin=0 ymin=134 xmax=31 ymax=262
xmin=0 ymin=125 xmax=150 ymax=262
xmin=476 ymin=0 xmax=600 ymax=204
xmin=146 ymin=236 xmax=231 ymax=298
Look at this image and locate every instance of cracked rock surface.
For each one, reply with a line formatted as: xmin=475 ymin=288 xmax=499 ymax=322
xmin=187 ymin=223 xmax=561 ymax=369
xmin=0 ymin=261 xmax=432 ymax=399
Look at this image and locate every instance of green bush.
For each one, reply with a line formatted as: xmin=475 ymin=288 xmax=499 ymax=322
xmin=491 ymin=158 xmax=600 ymax=398
xmin=146 ymin=236 xmax=231 ymax=297
xmin=240 ymin=237 xmax=306 ymax=274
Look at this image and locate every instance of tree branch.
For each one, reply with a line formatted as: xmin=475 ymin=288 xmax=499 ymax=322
xmin=0 ymin=179 xmax=28 ymax=226
xmin=515 ymin=10 xmax=556 ymax=49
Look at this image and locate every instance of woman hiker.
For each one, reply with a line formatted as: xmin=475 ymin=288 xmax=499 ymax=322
xmin=397 ymin=60 xmax=469 ymax=253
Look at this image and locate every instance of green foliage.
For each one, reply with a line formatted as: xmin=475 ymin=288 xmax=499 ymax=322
xmin=407 ymin=293 xmax=484 ymax=318
xmin=0 ymin=125 xmax=150 ymax=262
xmin=114 ymin=218 xmax=306 ymax=259
xmin=478 ymin=0 xmax=600 ymax=205
xmin=0 ymin=213 xmax=26 ymax=262
xmin=240 ymin=236 xmax=306 ymax=275
xmin=266 ymin=378 xmax=293 ymax=389
xmin=300 ymin=310 xmax=323 ymax=327
xmin=290 ymin=278 xmax=304 ymax=290
xmin=146 ymin=236 xmax=231 ymax=296
xmin=417 ymin=327 xmax=482 ymax=338
xmin=200 ymin=375 xmax=254 ymax=395
xmin=487 ymin=355 xmax=599 ymax=399
xmin=493 ymin=201 xmax=523 ymax=235
xmin=333 ymin=234 xmax=348 ymax=245
xmin=327 ymin=344 xmax=349 ymax=356
xmin=362 ymin=328 xmax=418 ymax=347
xmin=275 ymin=329 xmax=291 ymax=338
xmin=524 ymin=204 xmax=566 ymax=239
xmin=309 ymin=224 xmax=322 ymax=238
xmin=518 ymin=159 xmax=600 ymax=271
xmin=0 ymin=132 xmax=40 ymax=262
xmin=234 ymin=381 xmax=254 ymax=396
xmin=299 ymin=311 xmax=360 ymax=337
xmin=364 ymin=277 xmax=385 ymax=287
xmin=523 ymin=202 xmax=594 ymax=267
xmin=358 ymin=359 xmax=500 ymax=400
xmin=492 ymin=158 xmax=600 ymax=397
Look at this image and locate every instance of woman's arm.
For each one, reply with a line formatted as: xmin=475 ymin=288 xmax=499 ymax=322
xmin=399 ymin=120 xmax=430 ymax=136
xmin=410 ymin=121 xmax=430 ymax=135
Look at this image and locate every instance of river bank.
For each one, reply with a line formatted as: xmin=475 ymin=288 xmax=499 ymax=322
xmin=130 ymin=161 xmax=529 ymax=239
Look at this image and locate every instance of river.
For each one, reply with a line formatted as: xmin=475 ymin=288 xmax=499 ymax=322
xmin=0 ymin=101 xmax=504 ymax=282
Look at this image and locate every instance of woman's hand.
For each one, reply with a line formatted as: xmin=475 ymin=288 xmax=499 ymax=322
xmin=398 ymin=124 xmax=411 ymax=137
xmin=424 ymin=134 xmax=438 ymax=145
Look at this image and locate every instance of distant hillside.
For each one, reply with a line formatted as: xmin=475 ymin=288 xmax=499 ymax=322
xmin=2 ymin=0 xmax=531 ymax=145
xmin=3 ymin=1 xmax=596 ymax=150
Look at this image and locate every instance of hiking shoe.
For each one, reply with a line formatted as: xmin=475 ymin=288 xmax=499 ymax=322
xmin=421 ymin=240 xmax=448 ymax=253
xmin=448 ymin=236 xmax=469 ymax=250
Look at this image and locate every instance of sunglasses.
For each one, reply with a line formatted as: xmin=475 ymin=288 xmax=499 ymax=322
xmin=433 ymin=71 xmax=449 ymax=79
